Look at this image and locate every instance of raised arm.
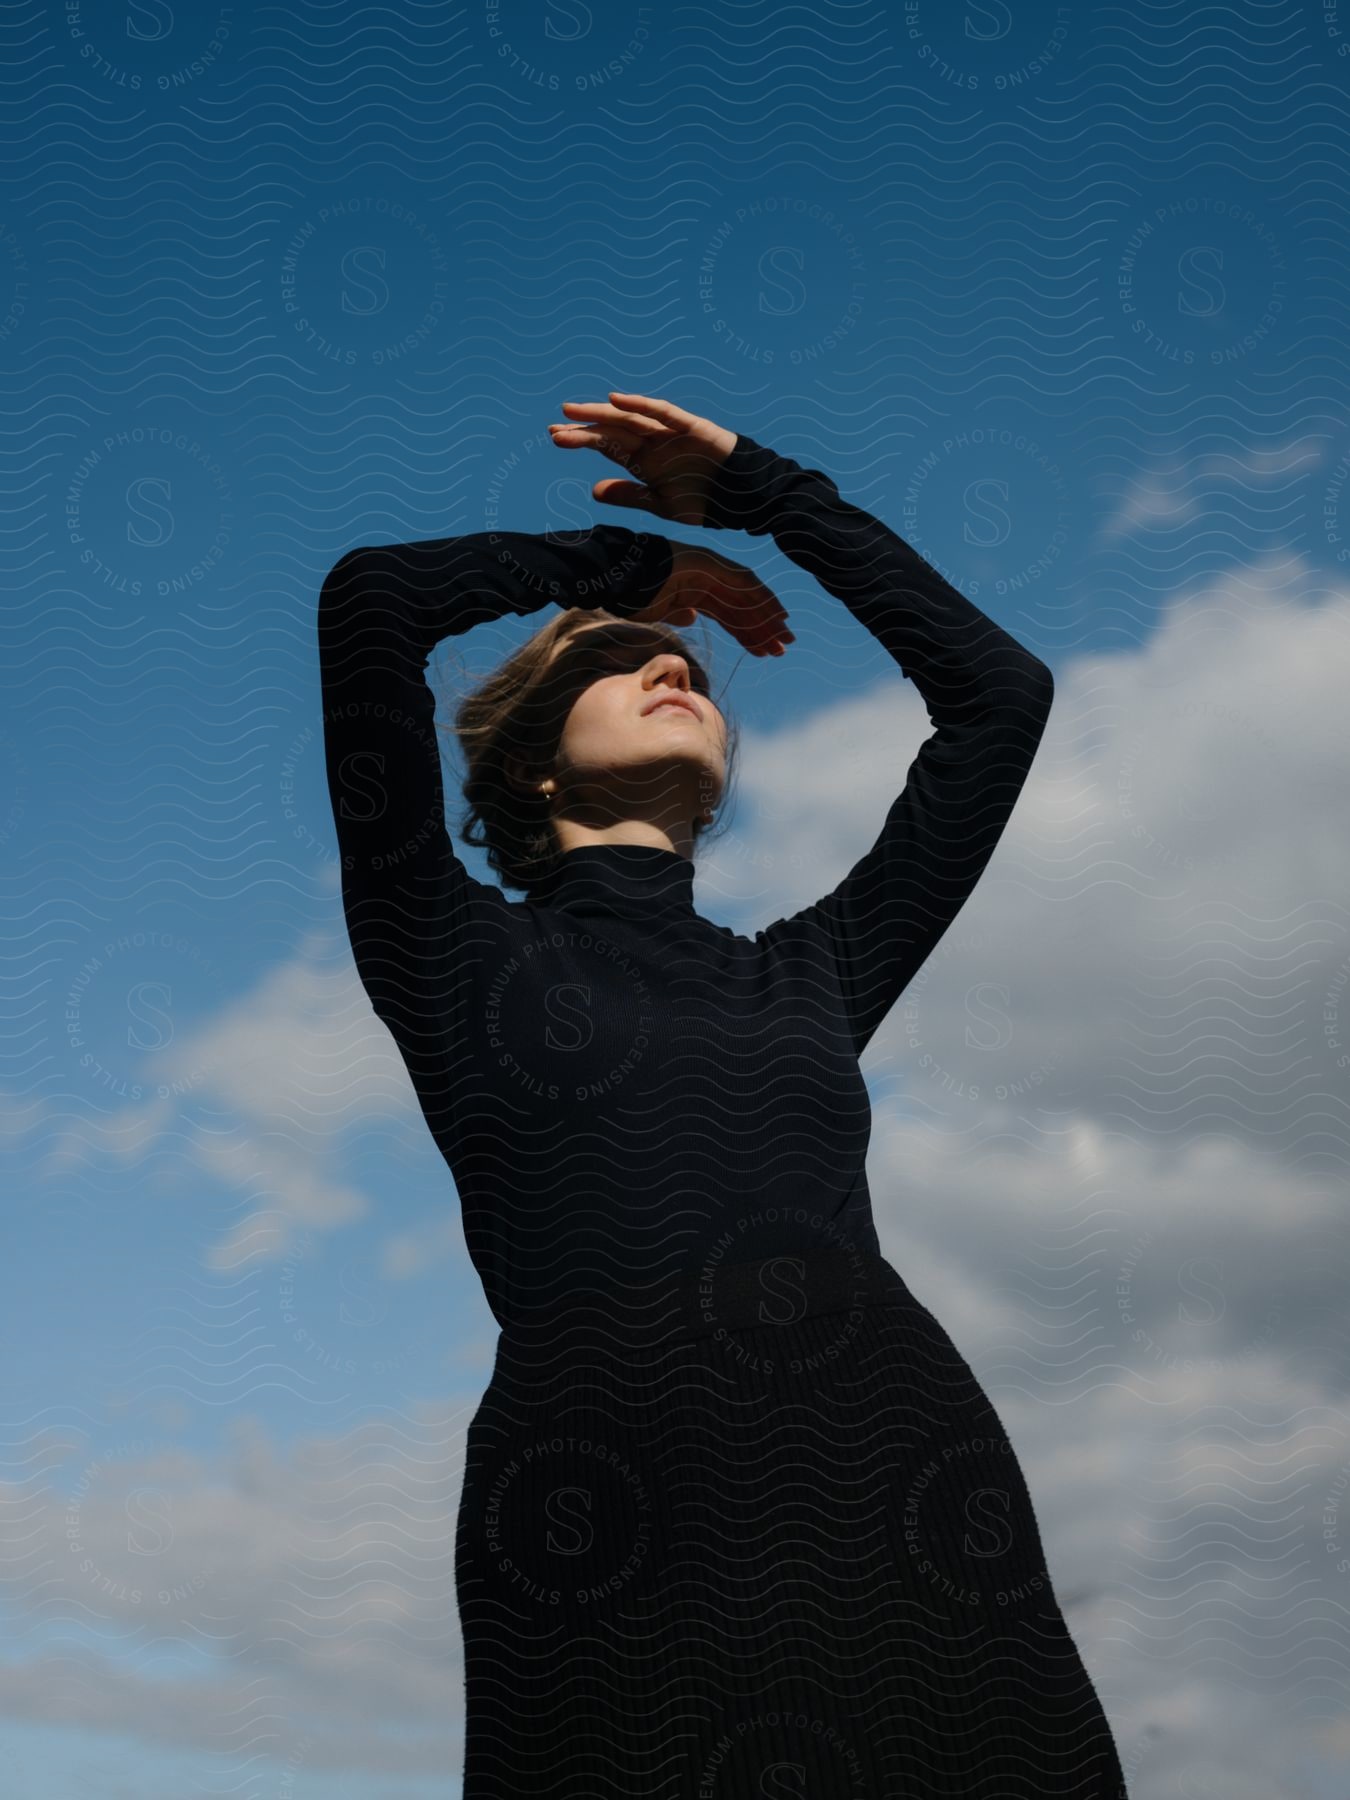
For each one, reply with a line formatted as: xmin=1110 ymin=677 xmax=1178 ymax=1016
xmin=703 ymin=432 xmax=1054 ymax=1059
xmin=316 ymin=525 xmax=674 ymax=1068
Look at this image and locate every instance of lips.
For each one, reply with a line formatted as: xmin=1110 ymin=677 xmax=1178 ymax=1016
xmin=642 ymin=694 xmax=701 ymax=721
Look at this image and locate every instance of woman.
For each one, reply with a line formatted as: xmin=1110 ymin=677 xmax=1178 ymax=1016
xmin=318 ymin=393 xmax=1129 ymax=1797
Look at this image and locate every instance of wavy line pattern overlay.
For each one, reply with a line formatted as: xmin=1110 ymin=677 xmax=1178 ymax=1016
xmin=2 ymin=0 xmax=1349 ymax=1795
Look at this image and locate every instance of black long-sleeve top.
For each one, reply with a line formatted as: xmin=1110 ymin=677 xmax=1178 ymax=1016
xmin=317 ymin=432 xmax=1054 ymax=1334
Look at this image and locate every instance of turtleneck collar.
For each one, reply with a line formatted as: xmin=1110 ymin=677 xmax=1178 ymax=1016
xmin=526 ymin=842 xmax=697 ymax=922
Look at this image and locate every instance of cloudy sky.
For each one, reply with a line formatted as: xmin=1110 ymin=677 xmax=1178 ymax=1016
xmin=3 ymin=2 xmax=1349 ymax=1796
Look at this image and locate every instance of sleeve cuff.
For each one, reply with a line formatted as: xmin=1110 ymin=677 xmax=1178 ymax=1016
xmin=701 ymin=432 xmax=782 ymax=534
xmin=566 ymin=527 xmax=674 ymax=620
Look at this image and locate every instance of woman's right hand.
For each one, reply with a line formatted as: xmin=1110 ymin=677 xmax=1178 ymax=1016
xmin=547 ymin=391 xmax=738 ymax=529
xmin=632 ymin=541 xmax=795 ymax=659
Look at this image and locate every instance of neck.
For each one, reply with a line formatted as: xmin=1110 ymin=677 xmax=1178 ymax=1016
xmin=548 ymin=815 xmax=699 ymax=863
xmin=525 ymin=841 xmax=697 ymax=923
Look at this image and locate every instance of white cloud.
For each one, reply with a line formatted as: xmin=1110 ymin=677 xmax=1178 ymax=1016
xmin=718 ymin=553 xmax=1350 ymax=1162
xmin=1097 ymin=435 xmax=1325 ymax=543
xmin=379 ymin=1207 xmax=465 ymax=1279
xmin=1098 ymin=462 xmax=1199 ymax=542
xmin=0 ymin=1408 xmax=471 ymax=1775
xmin=37 ymin=925 xmax=434 ymax=1268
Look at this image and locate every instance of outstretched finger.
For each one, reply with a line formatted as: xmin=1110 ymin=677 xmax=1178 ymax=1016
xmin=726 ymin=576 xmax=792 ymax=634
xmin=712 ymin=599 xmax=788 ymax=657
xmin=607 ymin=391 xmax=694 ymax=429
xmin=548 ymin=421 xmax=647 ymax=455
xmin=549 ymin=429 xmax=652 ymax=487
xmin=746 ymin=606 xmax=795 ymax=656
xmin=560 ymin=401 xmax=668 ymax=437
xmin=592 ymin=477 xmax=662 ymax=515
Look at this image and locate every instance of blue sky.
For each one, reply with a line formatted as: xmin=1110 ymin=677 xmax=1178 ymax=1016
xmin=4 ymin=0 xmax=1350 ymax=1794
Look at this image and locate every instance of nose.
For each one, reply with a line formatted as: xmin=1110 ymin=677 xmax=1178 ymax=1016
xmin=644 ymin=652 xmax=692 ymax=693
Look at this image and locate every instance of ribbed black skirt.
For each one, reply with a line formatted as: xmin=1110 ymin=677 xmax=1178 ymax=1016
xmin=455 ymin=1244 xmax=1129 ymax=1797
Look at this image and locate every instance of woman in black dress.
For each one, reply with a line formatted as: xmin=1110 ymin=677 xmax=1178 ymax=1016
xmin=318 ymin=391 xmax=1129 ymax=1797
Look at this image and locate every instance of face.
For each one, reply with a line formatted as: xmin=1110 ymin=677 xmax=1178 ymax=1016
xmin=539 ymin=620 xmax=728 ymax=825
